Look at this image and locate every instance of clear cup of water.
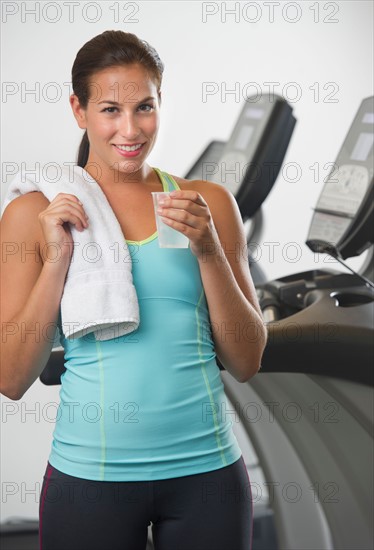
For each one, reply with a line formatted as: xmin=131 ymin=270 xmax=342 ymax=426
xmin=151 ymin=192 xmax=190 ymax=248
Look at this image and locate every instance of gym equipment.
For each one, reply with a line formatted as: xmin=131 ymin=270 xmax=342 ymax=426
xmin=223 ymin=96 xmax=374 ymax=550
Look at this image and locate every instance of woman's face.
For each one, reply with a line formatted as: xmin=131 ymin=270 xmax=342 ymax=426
xmin=71 ymin=63 xmax=161 ymax=178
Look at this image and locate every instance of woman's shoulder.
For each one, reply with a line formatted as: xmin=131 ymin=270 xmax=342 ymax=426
xmin=169 ymin=174 xmax=235 ymax=215
xmin=3 ymin=190 xmax=50 ymax=212
xmin=2 ymin=191 xmax=49 ymax=224
xmin=169 ymin=174 xmax=231 ymax=199
xmin=1 ymin=192 xmax=50 ymax=253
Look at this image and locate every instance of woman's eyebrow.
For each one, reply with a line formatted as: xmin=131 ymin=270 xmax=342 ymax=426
xmin=97 ymin=96 xmax=156 ymax=105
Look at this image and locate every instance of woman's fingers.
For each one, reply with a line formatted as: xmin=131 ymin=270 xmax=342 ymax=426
xmin=38 ymin=193 xmax=90 ymax=263
xmin=49 ymin=194 xmax=89 ymax=230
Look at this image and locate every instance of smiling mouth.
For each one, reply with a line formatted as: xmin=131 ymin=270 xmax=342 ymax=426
xmin=114 ymin=143 xmax=145 ymax=152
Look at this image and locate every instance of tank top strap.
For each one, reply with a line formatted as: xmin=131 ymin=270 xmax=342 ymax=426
xmin=153 ymin=167 xmax=181 ymax=192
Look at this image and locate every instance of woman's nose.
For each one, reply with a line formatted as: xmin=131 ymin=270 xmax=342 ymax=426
xmin=118 ymin=114 xmax=140 ymax=140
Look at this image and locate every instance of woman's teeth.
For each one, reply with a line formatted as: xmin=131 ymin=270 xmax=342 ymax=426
xmin=115 ymin=144 xmax=143 ymax=152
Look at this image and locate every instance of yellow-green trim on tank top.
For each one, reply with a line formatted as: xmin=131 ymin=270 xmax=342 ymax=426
xmin=95 ymin=339 xmax=107 ymax=481
xmin=195 ymin=288 xmax=229 ymax=466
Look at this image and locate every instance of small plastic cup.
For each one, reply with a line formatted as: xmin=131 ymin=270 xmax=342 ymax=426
xmin=151 ymin=192 xmax=189 ymax=248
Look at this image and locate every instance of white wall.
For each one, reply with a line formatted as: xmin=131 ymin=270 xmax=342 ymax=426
xmin=1 ymin=1 xmax=373 ymax=522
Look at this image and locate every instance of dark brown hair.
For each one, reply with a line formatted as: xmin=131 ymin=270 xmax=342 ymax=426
xmin=71 ymin=30 xmax=164 ymax=167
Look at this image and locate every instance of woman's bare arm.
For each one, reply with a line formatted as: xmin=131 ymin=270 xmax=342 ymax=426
xmin=161 ymin=176 xmax=267 ymax=383
xmin=196 ymin=182 xmax=268 ymax=382
xmin=0 ymin=193 xmax=70 ymax=400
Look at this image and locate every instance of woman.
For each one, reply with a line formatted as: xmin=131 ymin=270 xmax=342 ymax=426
xmin=1 ymin=30 xmax=267 ymax=550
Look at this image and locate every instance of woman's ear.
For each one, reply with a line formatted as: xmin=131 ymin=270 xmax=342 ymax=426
xmin=70 ymin=94 xmax=87 ymax=129
xmin=158 ymin=90 xmax=162 ymax=107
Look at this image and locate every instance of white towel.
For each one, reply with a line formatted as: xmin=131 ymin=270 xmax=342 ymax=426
xmin=1 ymin=165 xmax=140 ymax=341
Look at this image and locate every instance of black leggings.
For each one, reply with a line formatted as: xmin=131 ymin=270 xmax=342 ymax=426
xmin=39 ymin=455 xmax=253 ymax=550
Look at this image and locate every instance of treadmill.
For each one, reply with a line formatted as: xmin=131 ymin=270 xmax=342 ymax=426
xmin=185 ymin=94 xmax=297 ymax=286
xmin=222 ymin=96 xmax=374 ymax=550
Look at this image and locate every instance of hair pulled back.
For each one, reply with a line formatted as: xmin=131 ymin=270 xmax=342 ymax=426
xmin=71 ymin=30 xmax=164 ymax=167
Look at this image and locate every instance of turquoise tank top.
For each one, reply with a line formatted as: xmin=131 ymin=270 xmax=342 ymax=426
xmin=48 ymin=168 xmax=242 ymax=481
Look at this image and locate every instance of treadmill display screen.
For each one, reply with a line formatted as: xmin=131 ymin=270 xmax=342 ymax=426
xmin=234 ymin=125 xmax=255 ymax=151
xmin=350 ymin=132 xmax=374 ymax=162
xmin=245 ymin=107 xmax=265 ymax=120
xmin=362 ymin=112 xmax=374 ymax=124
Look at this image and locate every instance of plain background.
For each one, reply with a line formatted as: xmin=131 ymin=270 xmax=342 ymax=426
xmin=1 ymin=0 xmax=373 ymax=522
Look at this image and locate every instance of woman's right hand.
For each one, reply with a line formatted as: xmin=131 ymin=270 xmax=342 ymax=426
xmin=38 ymin=193 xmax=89 ymax=265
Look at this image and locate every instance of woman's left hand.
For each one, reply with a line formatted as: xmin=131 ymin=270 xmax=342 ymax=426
xmin=157 ymin=190 xmax=220 ymax=260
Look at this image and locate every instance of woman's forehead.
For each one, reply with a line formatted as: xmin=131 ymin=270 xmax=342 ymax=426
xmin=91 ymin=64 xmax=155 ymax=84
xmin=87 ymin=65 xmax=158 ymax=101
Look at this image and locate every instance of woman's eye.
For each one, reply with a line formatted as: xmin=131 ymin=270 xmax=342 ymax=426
xmin=138 ymin=104 xmax=154 ymax=112
xmin=100 ymin=105 xmax=154 ymax=114
xmin=102 ymin=107 xmax=118 ymax=113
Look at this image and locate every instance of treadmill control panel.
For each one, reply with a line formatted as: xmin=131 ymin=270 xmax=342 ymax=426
xmin=307 ymin=96 xmax=374 ymax=259
xmin=185 ymin=94 xmax=296 ymax=220
xmin=212 ymin=103 xmax=273 ymax=195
